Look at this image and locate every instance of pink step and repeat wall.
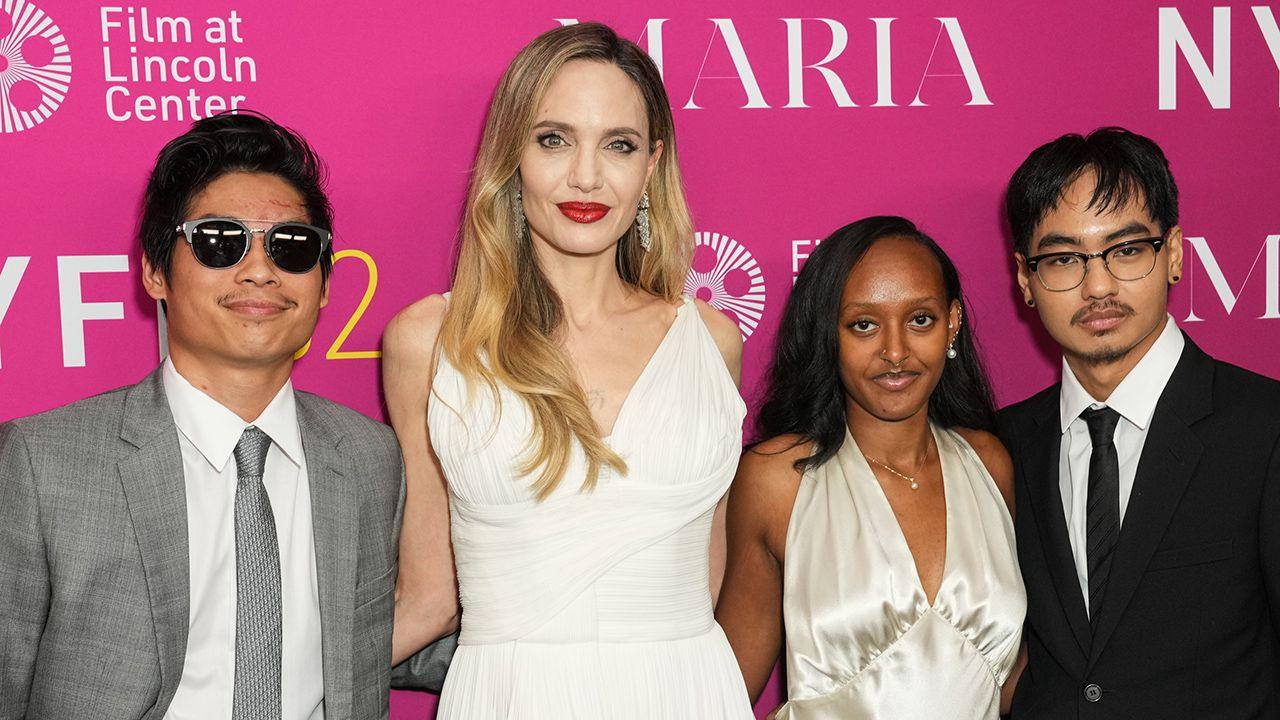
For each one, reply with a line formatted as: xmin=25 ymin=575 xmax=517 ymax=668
xmin=2 ymin=0 xmax=1278 ymax=715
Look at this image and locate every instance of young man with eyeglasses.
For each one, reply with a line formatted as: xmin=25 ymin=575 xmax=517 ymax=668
xmin=0 ymin=112 xmax=454 ymax=719
xmin=997 ymin=127 xmax=1280 ymax=718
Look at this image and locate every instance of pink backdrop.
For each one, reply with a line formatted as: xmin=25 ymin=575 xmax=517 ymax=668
xmin=2 ymin=1 xmax=1278 ymax=716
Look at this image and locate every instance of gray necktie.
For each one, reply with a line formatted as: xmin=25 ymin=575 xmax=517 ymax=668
xmin=232 ymin=426 xmax=282 ymax=720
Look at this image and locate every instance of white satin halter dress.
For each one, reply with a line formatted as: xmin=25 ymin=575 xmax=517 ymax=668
xmin=430 ymin=298 xmax=754 ymax=719
xmin=774 ymin=425 xmax=1025 ymax=720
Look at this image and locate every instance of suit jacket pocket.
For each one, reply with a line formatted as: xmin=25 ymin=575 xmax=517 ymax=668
xmin=1148 ymin=539 xmax=1234 ymax=571
xmin=354 ymin=563 xmax=395 ymax=609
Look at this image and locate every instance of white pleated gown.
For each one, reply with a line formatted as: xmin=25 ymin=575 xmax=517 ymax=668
xmin=430 ymin=298 xmax=755 ymax=719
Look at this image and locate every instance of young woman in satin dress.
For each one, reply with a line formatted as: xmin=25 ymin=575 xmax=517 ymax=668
xmin=717 ymin=216 xmax=1027 ymax=719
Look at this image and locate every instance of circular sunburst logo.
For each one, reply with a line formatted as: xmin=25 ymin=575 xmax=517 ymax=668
xmin=684 ymin=231 xmax=767 ymax=340
xmin=0 ymin=0 xmax=71 ymax=134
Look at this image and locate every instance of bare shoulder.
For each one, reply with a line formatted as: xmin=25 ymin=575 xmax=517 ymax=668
xmin=730 ymin=434 xmax=813 ymax=553
xmin=382 ymin=294 xmax=448 ymax=411
xmin=384 ymin=294 xmax=448 ymax=360
xmin=743 ymin=433 xmax=813 ymax=469
xmin=692 ymin=299 xmax=743 ymax=379
xmin=735 ymin=434 xmax=812 ymax=507
xmin=692 ymin=299 xmax=742 ymax=353
xmin=954 ymin=427 xmax=1015 ymax=512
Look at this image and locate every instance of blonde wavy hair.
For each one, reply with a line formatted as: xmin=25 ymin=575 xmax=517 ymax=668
xmin=441 ymin=23 xmax=694 ymax=499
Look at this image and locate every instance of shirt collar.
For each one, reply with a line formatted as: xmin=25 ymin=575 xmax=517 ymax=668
xmin=162 ymin=358 xmax=304 ymax=472
xmin=1059 ymin=314 xmax=1185 ymax=433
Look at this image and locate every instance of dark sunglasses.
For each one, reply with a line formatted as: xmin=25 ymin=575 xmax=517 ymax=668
xmin=175 ymin=217 xmax=331 ymax=274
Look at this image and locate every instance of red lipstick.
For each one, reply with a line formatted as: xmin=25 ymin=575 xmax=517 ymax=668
xmin=557 ymin=202 xmax=610 ymax=223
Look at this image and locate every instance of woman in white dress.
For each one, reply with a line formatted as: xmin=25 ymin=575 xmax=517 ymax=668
xmin=716 ymin=216 xmax=1027 ymax=719
xmin=385 ymin=23 xmax=754 ymax=719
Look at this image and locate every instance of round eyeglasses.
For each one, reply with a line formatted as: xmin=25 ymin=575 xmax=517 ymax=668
xmin=175 ymin=217 xmax=331 ymax=274
xmin=1024 ymin=237 xmax=1166 ymax=292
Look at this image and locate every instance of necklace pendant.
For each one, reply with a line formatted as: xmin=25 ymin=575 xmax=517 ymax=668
xmin=910 ymin=481 xmax=919 ymax=490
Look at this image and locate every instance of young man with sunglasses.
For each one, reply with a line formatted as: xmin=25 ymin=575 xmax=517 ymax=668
xmin=998 ymin=127 xmax=1280 ymax=718
xmin=0 ymin=112 xmax=454 ymax=719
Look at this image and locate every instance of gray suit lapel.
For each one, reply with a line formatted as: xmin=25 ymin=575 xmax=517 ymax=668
xmin=117 ymin=368 xmax=189 ymax=718
xmin=298 ymin=394 xmax=357 ymax=718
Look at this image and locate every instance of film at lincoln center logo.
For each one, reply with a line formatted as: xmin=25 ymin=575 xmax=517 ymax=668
xmin=684 ymin=232 xmax=767 ymax=341
xmin=0 ymin=0 xmax=70 ymax=133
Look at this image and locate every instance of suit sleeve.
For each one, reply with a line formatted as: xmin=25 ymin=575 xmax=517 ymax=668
xmin=389 ymin=632 xmax=459 ymax=693
xmin=0 ymin=422 xmax=49 ymax=719
xmin=1260 ymin=431 xmax=1280 ymax=655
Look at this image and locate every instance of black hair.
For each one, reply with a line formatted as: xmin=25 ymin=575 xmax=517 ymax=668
xmin=139 ymin=110 xmax=334 ymax=281
xmin=756 ymin=216 xmax=997 ymax=474
xmin=1005 ymin=127 xmax=1179 ymax=256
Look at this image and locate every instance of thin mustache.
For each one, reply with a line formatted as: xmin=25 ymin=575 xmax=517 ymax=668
xmin=218 ymin=293 xmax=297 ymax=309
xmin=1071 ymin=301 xmax=1135 ymax=325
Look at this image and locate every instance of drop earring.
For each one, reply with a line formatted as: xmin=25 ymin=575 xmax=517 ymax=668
xmin=513 ymin=190 xmax=527 ymax=240
xmin=947 ymin=345 xmax=958 ymax=360
xmin=636 ymin=192 xmax=651 ymax=251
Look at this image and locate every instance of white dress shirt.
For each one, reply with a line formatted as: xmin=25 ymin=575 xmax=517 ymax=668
xmin=162 ymin=359 xmax=325 ymax=720
xmin=1058 ymin=315 xmax=1184 ymax=616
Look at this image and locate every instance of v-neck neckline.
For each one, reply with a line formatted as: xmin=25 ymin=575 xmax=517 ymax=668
xmin=847 ymin=424 xmax=952 ymax=608
xmin=599 ymin=298 xmax=689 ymax=442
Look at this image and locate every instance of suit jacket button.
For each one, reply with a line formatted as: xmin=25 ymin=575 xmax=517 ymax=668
xmin=1084 ymin=683 xmax=1103 ymax=702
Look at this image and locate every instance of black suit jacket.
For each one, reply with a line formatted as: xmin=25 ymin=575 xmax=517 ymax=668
xmin=998 ymin=336 xmax=1280 ymax=719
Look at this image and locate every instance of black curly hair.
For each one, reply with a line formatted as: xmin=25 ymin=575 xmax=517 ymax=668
xmin=138 ymin=110 xmax=334 ymax=282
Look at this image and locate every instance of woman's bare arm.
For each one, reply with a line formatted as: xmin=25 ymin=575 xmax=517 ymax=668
xmin=714 ymin=438 xmax=807 ymax=701
xmin=1001 ymin=642 xmax=1028 ymax=714
xmin=384 ymin=295 xmax=460 ymax=664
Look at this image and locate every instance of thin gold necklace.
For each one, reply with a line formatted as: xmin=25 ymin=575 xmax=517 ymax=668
xmin=864 ymin=455 xmax=923 ymax=490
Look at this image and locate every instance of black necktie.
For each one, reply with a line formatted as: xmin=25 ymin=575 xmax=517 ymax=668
xmin=1082 ymin=406 xmax=1121 ymax=628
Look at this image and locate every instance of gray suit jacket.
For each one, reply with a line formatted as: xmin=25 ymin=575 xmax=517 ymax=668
xmin=0 ymin=369 xmax=454 ymax=719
